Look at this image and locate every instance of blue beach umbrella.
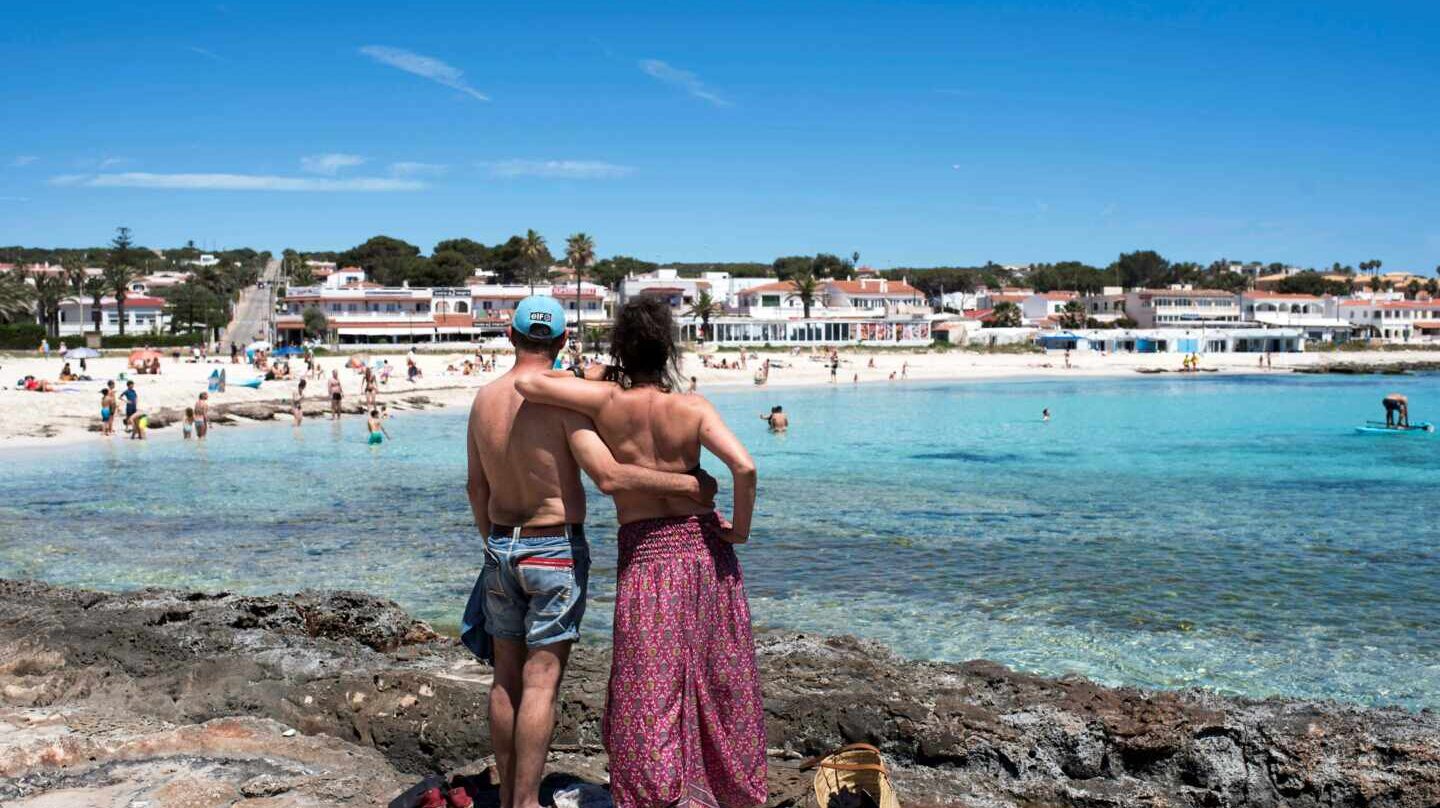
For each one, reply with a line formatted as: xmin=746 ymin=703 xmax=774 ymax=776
xmin=64 ymin=347 xmax=101 ymax=359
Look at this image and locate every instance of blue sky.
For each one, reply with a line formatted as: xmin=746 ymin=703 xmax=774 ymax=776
xmin=2 ymin=1 xmax=1438 ymax=270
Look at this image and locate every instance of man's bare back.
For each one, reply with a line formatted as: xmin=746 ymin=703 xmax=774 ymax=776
xmin=468 ymin=374 xmax=587 ymax=529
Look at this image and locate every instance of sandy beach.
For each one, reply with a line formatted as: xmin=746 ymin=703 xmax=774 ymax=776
xmin=4 ymin=345 xmax=1438 ymax=450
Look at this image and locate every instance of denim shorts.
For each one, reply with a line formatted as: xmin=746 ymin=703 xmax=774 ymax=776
xmin=481 ymin=525 xmax=589 ymax=648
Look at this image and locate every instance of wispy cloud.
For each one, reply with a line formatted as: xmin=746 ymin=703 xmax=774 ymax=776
xmin=98 ymin=156 xmax=133 ymax=169
xmin=485 ymin=160 xmax=636 ymax=180
xmin=359 ymin=46 xmax=489 ymax=101
xmin=638 ymin=59 xmax=730 ymax=107
xmin=187 ymin=46 xmax=225 ymax=62
xmin=300 ymin=153 xmax=366 ymax=175
xmin=9 ymin=155 xmax=37 ymax=167
xmin=50 ymin=172 xmax=424 ymax=192
xmin=388 ymin=161 xmax=448 ymax=177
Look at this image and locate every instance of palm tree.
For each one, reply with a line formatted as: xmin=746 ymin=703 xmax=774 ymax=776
xmin=1059 ymin=300 xmax=1087 ymax=329
xmin=82 ymin=277 xmax=108 ymax=335
xmin=0 ymin=269 xmax=34 ymax=324
xmin=684 ymin=290 xmax=723 ymax=342
xmin=105 ymin=227 xmax=139 ymax=336
xmin=28 ymin=270 xmax=67 ymax=338
xmin=794 ymin=270 xmax=822 ymax=319
xmin=519 ymin=229 xmax=549 ymax=294
xmin=564 ymin=233 xmax=596 ymax=349
xmin=988 ymin=301 xmax=1023 ymax=328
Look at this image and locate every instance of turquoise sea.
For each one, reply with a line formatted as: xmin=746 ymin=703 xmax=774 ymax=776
xmin=4 ymin=374 xmax=1439 ymax=709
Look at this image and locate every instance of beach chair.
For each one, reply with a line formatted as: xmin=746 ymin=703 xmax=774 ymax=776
xmin=806 ymin=744 xmax=900 ymax=808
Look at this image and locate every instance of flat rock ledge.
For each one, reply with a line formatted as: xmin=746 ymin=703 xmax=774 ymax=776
xmin=2 ymin=579 xmax=1438 ymax=807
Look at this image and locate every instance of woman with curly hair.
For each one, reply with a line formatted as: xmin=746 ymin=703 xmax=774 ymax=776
xmin=514 ymin=297 xmax=766 ymax=808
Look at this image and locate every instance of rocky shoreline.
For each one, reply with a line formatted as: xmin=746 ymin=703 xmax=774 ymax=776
xmin=3 ymin=579 xmax=1439 ymax=807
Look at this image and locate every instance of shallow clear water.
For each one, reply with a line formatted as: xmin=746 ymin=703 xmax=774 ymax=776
xmin=4 ymin=374 xmax=1439 ymax=709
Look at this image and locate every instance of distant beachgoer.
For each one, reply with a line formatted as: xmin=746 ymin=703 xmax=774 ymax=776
xmin=889 ymin=371 xmax=896 ymax=381
xmin=58 ymin=340 xmax=67 ymax=354
xmin=364 ymin=368 xmax=377 ymax=408
xmin=292 ymin=379 xmax=307 ymax=426
xmin=853 ymin=373 xmax=858 ymax=384
xmin=1384 ymin=393 xmax=1410 ymax=428
xmin=830 ymin=357 xmax=839 ymax=383
xmin=1043 ymin=408 xmax=1051 ymax=422
xmin=99 ymin=390 xmax=113 ymax=435
xmin=130 ymin=412 xmax=148 ymax=440
xmin=762 ymin=405 xmax=788 ymax=432
xmin=1064 ymin=350 xmax=1071 ymax=369
xmin=121 ymin=381 xmax=138 ymax=428
xmin=868 ymin=357 xmax=876 ymax=369
xmin=688 ymin=376 xmax=698 ymax=393
xmin=902 ymin=361 xmax=909 ymax=379
xmin=366 ymin=409 xmax=390 ymax=445
xmin=183 ymin=407 xmax=195 ymax=439
xmin=230 ymin=342 xmax=239 ymax=364
xmin=195 ymin=392 xmax=209 ymax=439
xmin=328 ymin=370 xmax=343 ymax=420
xmin=39 ymin=339 xmax=49 ymax=358
xmin=60 ymin=362 xmax=74 ymax=381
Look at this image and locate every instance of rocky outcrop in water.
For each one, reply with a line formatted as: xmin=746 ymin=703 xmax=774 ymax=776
xmin=3 ymin=578 xmax=1439 ymax=807
xmin=1292 ymin=360 xmax=1440 ymax=375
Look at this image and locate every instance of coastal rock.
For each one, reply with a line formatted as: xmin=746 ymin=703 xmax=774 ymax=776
xmin=3 ymin=579 xmax=1439 ymax=807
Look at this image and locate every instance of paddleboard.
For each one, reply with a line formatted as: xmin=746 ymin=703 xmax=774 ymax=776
xmin=1355 ymin=421 xmax=1435 ymax=435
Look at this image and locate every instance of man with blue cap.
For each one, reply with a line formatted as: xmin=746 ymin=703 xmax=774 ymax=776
xmin=462 ymin=295 xmax=715 ymax=808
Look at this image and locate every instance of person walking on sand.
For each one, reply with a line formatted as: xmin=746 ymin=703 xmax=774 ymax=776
xmin=463 ymin=297 xmax=718 ymax=808
xmin=328 ymin=370 xmax=343 ymax=420
xmin=515 ymin=297 xmax=768 ymax=808
xmin=194 ymin=392 xmax=210 ymax=439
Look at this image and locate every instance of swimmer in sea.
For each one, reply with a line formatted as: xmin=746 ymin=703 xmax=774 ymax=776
xmin=761 ymin=405 xmax=789 ymax=432
xmin=1043 ymin=408 xmax=1051 ymax=422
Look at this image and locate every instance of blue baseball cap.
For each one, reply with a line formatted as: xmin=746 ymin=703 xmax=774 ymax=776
xmin=512 ymin=295 xmax=568 ymax=339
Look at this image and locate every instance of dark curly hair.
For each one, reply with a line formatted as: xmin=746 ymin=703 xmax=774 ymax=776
xmin=609 ymin=297 xmax=681 ymax=390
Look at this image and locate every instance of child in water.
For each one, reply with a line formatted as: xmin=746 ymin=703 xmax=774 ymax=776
xmin=367 ymin=409 xmax=390 ymax=445
xmin=183 ymin=407 xmax=195 ymax=439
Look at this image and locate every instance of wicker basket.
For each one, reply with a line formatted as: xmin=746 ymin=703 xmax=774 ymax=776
xmin=809 ymin=744 xmax=900 ymax=808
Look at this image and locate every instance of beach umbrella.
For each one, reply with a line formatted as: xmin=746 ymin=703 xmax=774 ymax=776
xmin=64 ymin=347 xmax=100 ymax=359
xmin=129 ymin=349 xmax=162 ymax=363
xmin=247 ymin=340 xmax=273 ymax=352
xmin=272 ymin=345 xmax=301 ymax=357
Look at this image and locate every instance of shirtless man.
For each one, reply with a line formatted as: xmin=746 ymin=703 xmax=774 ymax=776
xmin=1383 ymin=392 xmax=1410 ymax=428
xmin=328 ymin=370 xmax=343 ymax=420
xmin=464 ymin=297 xmax=715 ymax=808
xmin=762 ymin=405 xmax=789 ymax=432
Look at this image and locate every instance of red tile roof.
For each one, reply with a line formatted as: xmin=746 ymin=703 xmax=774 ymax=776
xmin=1243 ymin=291 xmax=1322 ymax=300
xmin=740 ymin=281 xmax=799 ymax=295
xmin=828 ymin=279 xmax=922 ymax=297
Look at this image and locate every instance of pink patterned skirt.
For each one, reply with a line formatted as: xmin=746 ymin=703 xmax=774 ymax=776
xmin=602 ymin=512 xmax=768 ymax=808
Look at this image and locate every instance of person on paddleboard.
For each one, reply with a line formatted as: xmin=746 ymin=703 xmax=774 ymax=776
xmin=1383 ymin=393 xmax=1410 ymax=428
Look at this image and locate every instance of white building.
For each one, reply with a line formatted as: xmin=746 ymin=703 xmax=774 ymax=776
xmin=1238 ymin=292 xmax=1354 ymax=343
xmin=1123 ymin=288 xmax=1241 ymax=328
xmin=1020 ymin=291 xmax=1079 ymax=325
xmin=53 ymin=295 xmax=171 ymax=337
xmin=1338 ymin=299 xmax=1440 ymax=343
